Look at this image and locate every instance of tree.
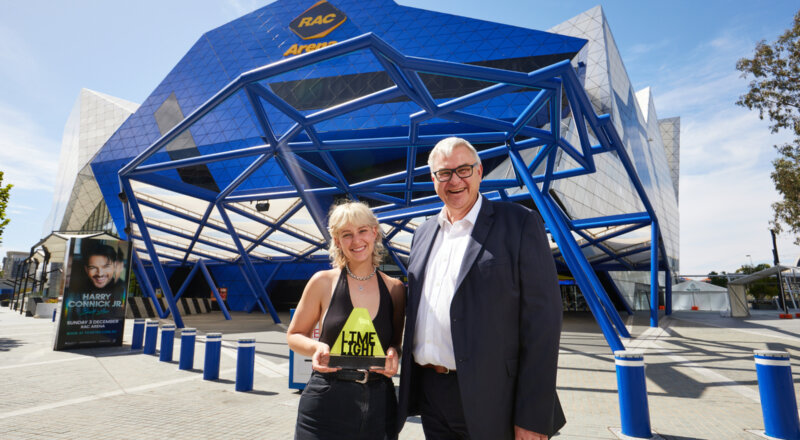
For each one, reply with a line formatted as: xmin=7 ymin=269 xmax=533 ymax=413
xmin=735 ymin=263 xmax=778 ymax=300
xmin=736 ymin=10 xmax=800 ymax=244
xmin=707 ymin=271 xmax=729 ymax=288
xmin=0 ymin=171 xmax=11 ymax=245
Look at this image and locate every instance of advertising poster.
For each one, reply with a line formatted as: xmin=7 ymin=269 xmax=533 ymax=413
xmin=54 ymin=238 xmax=131 ymax=351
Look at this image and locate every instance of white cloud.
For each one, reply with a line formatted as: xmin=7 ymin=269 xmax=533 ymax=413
xmin=679 ymin=107 xmax=789 ymax=176
xmin=0 ymin=105 xmax=60 ymax=191
xmin=647 ymin=29 xmax=800 ymax=274
xmin=8 ymin=204 xmax=34 ymax=215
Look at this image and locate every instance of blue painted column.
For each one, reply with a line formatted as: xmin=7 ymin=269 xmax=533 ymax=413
xmin=179 ymin=328 xmax=196 ymax=370
xmin=650 ymin=221 xmax=659 ymax=328
xmin=615 ymin=350 xmax=652 ymax=438
xmin=754 ymin=350 xmax=800 ymax=439
xmin=131 ymin=318 xmax=145 ymax=350
xmin=160 ymin=324 xmax=176 ymax=362
xmin=665 ymin=268 xmax=672 ymax=316
xmin=143 ymin=320 xmax=159 ymax=355
xmin=236 ymin=338 xmax=256 ymax=392
xmin=204 ymin=333 xmax=222 ymax=381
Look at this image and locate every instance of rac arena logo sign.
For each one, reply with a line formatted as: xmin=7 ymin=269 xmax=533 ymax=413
xmin=284 ymin=0 xmax=346 ymax=57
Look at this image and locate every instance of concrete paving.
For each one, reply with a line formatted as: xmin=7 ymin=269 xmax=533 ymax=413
xmin=1 ymin=305 xmax=798 ymax=439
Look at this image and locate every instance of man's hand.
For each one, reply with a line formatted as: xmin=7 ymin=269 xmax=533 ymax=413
xmin=515 ymin=425 xmax=547 ymax=440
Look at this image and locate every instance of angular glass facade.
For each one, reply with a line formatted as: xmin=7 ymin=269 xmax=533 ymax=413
xmin=83 ymin=0 xmax=679 ymax=313
xmin=44 ymin=89 xmax=138 ymax=235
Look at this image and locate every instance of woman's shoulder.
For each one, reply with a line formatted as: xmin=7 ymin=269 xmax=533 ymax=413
xmin=305 ymin=268 xmax=340 ymax=292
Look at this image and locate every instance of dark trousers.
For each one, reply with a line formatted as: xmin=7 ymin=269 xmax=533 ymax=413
xmin=295 ymin=372 xmax=398 ymax=440
xmin=417 ymin=366 xmax=470 ymax=440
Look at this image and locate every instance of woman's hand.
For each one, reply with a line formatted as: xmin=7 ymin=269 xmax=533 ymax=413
xmin=311 ymin=342 xmax=340 ymax=373
xmin=371 ymin=346 xmax=399 ymax=378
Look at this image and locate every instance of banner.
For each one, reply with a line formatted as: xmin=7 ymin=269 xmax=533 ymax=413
xmin=54 ymin=237 xmax=131 ymax=350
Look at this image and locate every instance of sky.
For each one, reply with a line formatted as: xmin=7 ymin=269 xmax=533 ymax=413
xmin=0 ymin=0 xmax=798 ymax=275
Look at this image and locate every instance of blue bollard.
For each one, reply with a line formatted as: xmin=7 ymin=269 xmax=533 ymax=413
xmin=236 ymin=338 xmax=256 ymax=392
xmin=131 ymin=319 xmax=145 ymax=350
xmin=160 ymin=324 xmax=176 ymax=362
xmin=615 ymin=350 xmax=652 ymax=439
xmin=143 ymin=320 xmax=159 ymax=355
xmin=203 ymin=333 xmax=222 ymax=381
xmin=179 ymin=328 xmax=196 ymax=371
xmin=754 ymin=350 xmax=800 ymax=439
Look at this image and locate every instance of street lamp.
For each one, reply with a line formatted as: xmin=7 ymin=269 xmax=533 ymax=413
xmin=746 ymin=254 xmax=754 ymax=267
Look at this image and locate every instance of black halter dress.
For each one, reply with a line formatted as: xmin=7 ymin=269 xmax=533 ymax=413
xmin=294 ymin=269 xmax=399 ymax=440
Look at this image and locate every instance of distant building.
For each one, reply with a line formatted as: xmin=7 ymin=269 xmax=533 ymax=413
xmin=2 ymin=251 xmax=28 ymax=279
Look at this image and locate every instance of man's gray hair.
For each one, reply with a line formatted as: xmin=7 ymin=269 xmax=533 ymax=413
xmin=427 ymin=137 xmax=482 ymax=171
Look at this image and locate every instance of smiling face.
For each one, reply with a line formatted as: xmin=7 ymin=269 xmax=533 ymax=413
xmin=335 ymin=222 xmax=378 ymax=267
xmin=431 ymin=144 xmax=483 ymax=222
xmin=84 ymin=255 xmax=114 ymax=289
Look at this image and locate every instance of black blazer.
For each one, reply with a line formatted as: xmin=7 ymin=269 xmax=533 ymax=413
xmin=397 ymin=197 xmax=565 ymax=439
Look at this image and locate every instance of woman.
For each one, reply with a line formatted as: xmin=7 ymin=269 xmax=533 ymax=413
xmin=288 ymin=201 xmax=406 ymax=440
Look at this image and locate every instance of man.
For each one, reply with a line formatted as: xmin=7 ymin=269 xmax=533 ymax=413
xmin=82 ymin=242 xmax=124 ymax=292
xmin=397 ymin=137 xmax=565 ymax=439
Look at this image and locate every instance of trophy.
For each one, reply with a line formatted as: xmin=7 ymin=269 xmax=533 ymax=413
xmin=328 ymin=307 xmax=386 ymax=369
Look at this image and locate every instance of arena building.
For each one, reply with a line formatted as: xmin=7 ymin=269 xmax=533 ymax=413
xmin=39 ymin=0 xmax=678 ymax=349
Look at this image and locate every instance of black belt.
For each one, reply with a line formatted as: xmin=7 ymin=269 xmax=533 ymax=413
xmin=418 ymin=363 xmax=456 ymax=375
xmin=318 ymin=370 xmax=386 ymax=384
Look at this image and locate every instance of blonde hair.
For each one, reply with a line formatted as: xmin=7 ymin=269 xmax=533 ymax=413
xmin=327 ymin=201 xmax=386 ymax=269
xmin=428 ymin=137 xmax=482 ymax=171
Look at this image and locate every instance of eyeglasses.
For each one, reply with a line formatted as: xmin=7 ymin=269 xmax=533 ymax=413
xmin=432 ymin=162 xmax=479 ymax=182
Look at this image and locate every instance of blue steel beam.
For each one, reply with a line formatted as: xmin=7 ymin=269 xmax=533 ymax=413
xmin=122 ymin=177 xmax=184 ymax=328
xmin=244 ymin=202 xmax=305 ymax=256
xmin=131 ymin=173 xmax=217 ymax=202
xmin=508 ymin=150 xmax=624 ymax=351
xmin=601 ymin=271 xmax=634 ymax=316
xmin=237 ymin=264 xmax=267 ymax=314
xmin=135 ymin=200 xmax=307 ymax=260
xmin=665 ymin=267 xmax=672 ymax=315
xmin=132 ymin=250 xmax=166 ymax=319
xmin=198 ymin=260 xmax=231 ymax=320
xmin=552 ymin=223 xmax=649 ymax=263
xmin=129 ymin=144 xmax=271 ymax=176
xmin=224 ymin=204 xmax=325 ymax=250
xmin=181 ymin=203 xmax=216 ymax=266
xmin=573 ymin=229 xmax=634 ymax=271
xmin=571 ymin=213 xmax=651 ymax=229
xmin=538 ymin=192 xmax=630 ymax=339
xmin=650 ymin=221 xmax=659 ymax=327
xmin=216 ymin=203 xmax=280 ymax=323
xmin=130 ymin=234 xmax=231 ymax=265
xmin=174 ymin=260 xmax=202 ymax=301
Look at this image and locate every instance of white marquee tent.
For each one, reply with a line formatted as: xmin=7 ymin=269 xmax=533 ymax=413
xmin=672 ymin=280 xmax=730 ymax=312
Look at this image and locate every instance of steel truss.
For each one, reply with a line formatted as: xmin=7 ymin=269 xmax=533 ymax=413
xmin=119 ymin=33 xmax=671 ymax=349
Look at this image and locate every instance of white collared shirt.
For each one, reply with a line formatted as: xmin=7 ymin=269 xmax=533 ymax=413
xmin=413 ymin=196 xmax=483 ymax=370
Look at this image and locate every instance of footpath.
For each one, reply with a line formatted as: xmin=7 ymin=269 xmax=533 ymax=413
xmin=1 ymin=306 xmax=799 ymax=439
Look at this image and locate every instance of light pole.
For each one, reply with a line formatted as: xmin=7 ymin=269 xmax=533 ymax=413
xmin=746 ymin=254 xmax=754 ymax=267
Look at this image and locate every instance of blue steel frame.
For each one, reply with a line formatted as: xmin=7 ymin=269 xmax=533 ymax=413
xmin=119 ymin=33 xmax=670 ymax=349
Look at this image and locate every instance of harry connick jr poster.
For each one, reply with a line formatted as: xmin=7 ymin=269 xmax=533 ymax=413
xmin=54 ymin=238 xmax=131 ymax=350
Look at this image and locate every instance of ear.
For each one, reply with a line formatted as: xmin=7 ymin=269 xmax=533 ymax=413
xmin=476 ymin=163 xmax=484 ymax=179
